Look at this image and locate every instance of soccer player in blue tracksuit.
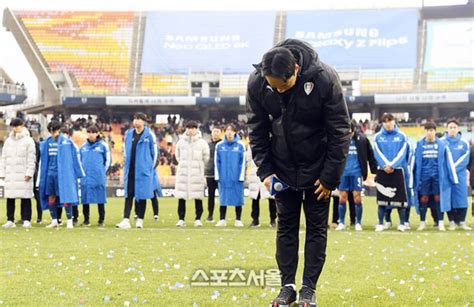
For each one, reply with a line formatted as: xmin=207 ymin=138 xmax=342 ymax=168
xmin=116 ymin=113 xmax=157 ymax=229
xmin=373 ymin=113 xmax=409 ymax=232
xmin=215 ymin=124 xmax=246 ymax=227
xmin=413 ymin=122 xmax=447 ymax=231
xmin=441 ymin=119 xmax=471 ymax=231
xmin=38 ymin=120 xmax=85 ymax=229
xmin=335 ymin=121 xmax=377 ymax=231
xmin=135 ymin=158 xmax=163 ymax=222
xmin=79 ymin=125 xmax=111 ymax=226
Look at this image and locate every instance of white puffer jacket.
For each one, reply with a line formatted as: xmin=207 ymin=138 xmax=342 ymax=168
xmin=246 ymin=148 xmax=271 ymax=200
xmin=0 ymin=127 xmax=36 ymax=199
xmin=174 ymin=131 xmax=210 ymax=200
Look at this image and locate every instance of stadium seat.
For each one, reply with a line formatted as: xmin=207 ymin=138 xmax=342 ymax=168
xmin=17 ymin=11 xmax=134 ymax=95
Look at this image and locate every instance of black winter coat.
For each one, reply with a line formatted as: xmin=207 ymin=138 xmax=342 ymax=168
xmin=246 ymin=39 xmax=351 ymax=190
xmin=353 ymin=131 xmax=378 ymax=180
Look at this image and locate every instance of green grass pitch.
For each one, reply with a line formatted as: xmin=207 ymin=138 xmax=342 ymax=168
xmin=0 ymin=197 xmax=472 ymax=306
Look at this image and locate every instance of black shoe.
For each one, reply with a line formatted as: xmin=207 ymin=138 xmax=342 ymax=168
xmin=206 ymin=216 xmax=214 ymax=223
xmin=270 ymin=286 xmax=297 ymax=307
xmin=36 ymin=219 xmax=42 ymax=224
xmin=270 ymin=219 xmax=277 ymax=228
xmin=82 ymin=220 xmax=90 ymax=227
xmin=73 ymin=219 xmax=79 ymax=226
xmin=250 ymin=220 xmax=260 ymax=228
xmin=298 ymin=286 xmax=317 ymax=307
xmin=58 ymin=219 xmax=63 ymax=225
xmin=98 ymin=221 xmax=105 ymax=227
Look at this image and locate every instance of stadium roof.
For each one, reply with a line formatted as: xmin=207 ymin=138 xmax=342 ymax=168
xmin=0 ymin=0 xmax=469 ymax=11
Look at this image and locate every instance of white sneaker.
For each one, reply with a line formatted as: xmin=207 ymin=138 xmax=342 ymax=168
xmin=397 ymin=224 xmax=406 ymax=232
xmin=22 ymin=221 xmax=32 ymax=229
xmin=448 ymin=221 xmax=456 ymax=231
xmin=404 ymin=222 xmax=411 ymax=230
xmin=438 ymin=223 xmax=446 ymax=232
xmin=460 ymin=223 xmax=472 ymax=231
xmin=46 ymin=219 xmax=59 ymax=228
xmin=136 ymin=218 xmax=144 ymax=229
xmin=66 ymin=219 xmax=74 ymax=229
xmin=234 ymin=220 xmax=244 ymax=227
xmin=154 ymin=215 xmax=159 ymax=222
xmin=116 ymin=218 xmax=131 ymax=229
xmin=216 ymin=220 xmax=227 ymax=227
xmin=355 ymin=223 xmax=363 ymax=231
xmin=176 ymin=219 xmax=186 ymax=227
xmin=383 ymin=222 xmax=392 ymax=230
xmin=417 ymin=222 xmax=426 ymax=231
xmin=335 ymin=223 xmax=345 ymax=231
xmin=194 ymin=220 xmax=203 ymax=227
xmin=375 ymin=224 xmax=384 ymax=232
xmin=2 ymin=221 xmax=16 ymax=228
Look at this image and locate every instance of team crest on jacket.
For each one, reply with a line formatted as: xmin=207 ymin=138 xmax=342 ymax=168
xmin=304 ymin=82 xmax=314 ymax=95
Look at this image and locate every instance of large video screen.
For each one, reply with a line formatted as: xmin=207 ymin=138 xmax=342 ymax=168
xmin=424 ymin=18 xmax=474 ymax=70
xmin=141 ymin=12 xmax=276 ymax=74
xmin=286 ymin=9 xmax=419 ymax=69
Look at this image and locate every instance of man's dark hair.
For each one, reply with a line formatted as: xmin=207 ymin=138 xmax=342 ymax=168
xmin=10 ymin=118 xmax=24 ymax=127
xmin=225 ymin=123 xmax=237 ymax=132
xmin=381 ymin=113 xmax=395 ymax=122
xmin=261 ymin=47 xmax=297 ymax=81
xmin=86 ymin=125 xmax=99 ymax=134
xmin=60 ymin=126 xmax=71 ymax=135
xmin=133 ymin=112 xmax=148 ymax=121
xmin=47 ymin=120 xmax=61 ymax=133
xmin=446 ymin=119 xmax=459 ymax=126
xmin=424 ymin=121 xmax=437 ymax=130
xmin=186 ymin=121 xmax=199 ymax=129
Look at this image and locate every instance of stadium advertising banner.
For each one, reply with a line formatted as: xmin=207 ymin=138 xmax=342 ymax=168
xmin=424 ymin=18 xmax=474 ymax=70
xmin=286 ymin=9 xmax=418 ymax=69
xmin=0 ymin=93 xmax=27 ymax=105
xmin=106 ymin=96 xmax=196 ymax=106
xmin=374 ymin=92 xmax=469 ymax=104
xmin=141 ymin=12 xmax=276 ymax=74
xmin=195 ymin=97 xmax=242 ymax=105
xmin=62 ymin=97 xmax=106 ymax=106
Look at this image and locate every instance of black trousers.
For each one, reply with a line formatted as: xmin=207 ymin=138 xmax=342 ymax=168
xmin=178 ymin=199 xmax=203 ymax=220
xmin=34 ymin=188 xmax=42 ymax=221
xmin=206 ymin=177 xmax=218 ymax=218
xmin=83 ymin=204 xmax=105 ymax=223
xmin=220 ymin=206 xmax=242 ymax=220
xmin=6 ymin=198 xmax=32 ymax=222
xmin=330 ymin=194 xmax=356 ymax=225
xmin=275 ymin=188 xmax=329 ymax=290
xmin=151 ymin=195 xmax=159 ymax=216
xmin=135 ymin=192 xmax=159 ymax=216
xmin=251 ymin=193 xmax=277 ymax=224
xmin=73 ymin=206 xmax=79 ymax=221
xmin=124 ymin=197 xmax=146 ymax=219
